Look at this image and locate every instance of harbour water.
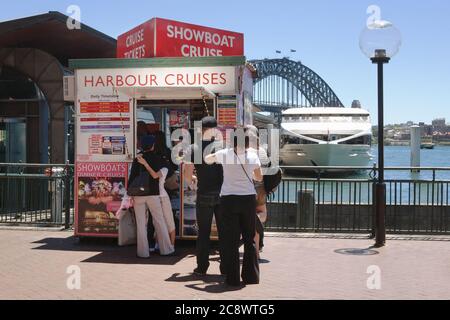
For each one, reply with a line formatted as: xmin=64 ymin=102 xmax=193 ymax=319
xmin=284 ymin=145 xmax=450 ymax=179
xmin=276 ymin=146 xmax=450 ymax=205
xmin=358 ymin=145 xmax=450 ymax=181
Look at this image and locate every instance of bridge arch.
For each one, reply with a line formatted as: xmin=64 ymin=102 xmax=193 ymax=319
xmin=249 ymin=58 xmax=344 ymax=109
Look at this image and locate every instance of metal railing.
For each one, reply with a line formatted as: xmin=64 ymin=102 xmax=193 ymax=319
xmin=1 ymin=163 xmax=449 ymax=236
xmin=265 ymin=166 xmax=450 ymax=235
xmin=0 ymin=163 xmax=74 ymax=228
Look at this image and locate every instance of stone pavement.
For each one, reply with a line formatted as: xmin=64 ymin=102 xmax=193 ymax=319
xmin=0 ymin=229 xmax=449 ymax=300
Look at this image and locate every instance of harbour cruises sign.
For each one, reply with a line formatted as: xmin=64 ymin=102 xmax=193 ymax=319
xmin=116 ymin=17 xmax=244 ymax=58
xmin=76 ymin=66 xmax=237 ymax=94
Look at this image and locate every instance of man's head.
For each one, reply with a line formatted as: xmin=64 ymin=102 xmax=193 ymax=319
xmin=137 ymin=121 xmax=148 ymax=136
xmin=245 ymin=125 xmax=260 ymax=149
xmin=201 ymin=116 xmax=217 ymax=130
xmin=140 ymin=135 xmax=156 ymax=152
xmin=233 ymin=128 xmax=249 ymax=150
xmin=201 ymin=116 xmax=218 ymax=141
xmin=233 ymin=127 xmax=259 ymax=151
xmin=245 ymin=125 xmax=259 ymax=136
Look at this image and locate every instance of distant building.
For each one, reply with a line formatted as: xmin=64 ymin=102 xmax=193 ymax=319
xmin=423 ymin=125 xmax=433 ymax=136
xmin=432 ymin=118 xmax=447 ymax=134
xmin=418 ymin=122 xmax=433 ymax=136
xmin=400 ymin=133 xmax=411 ymax=140
xmin=432 ymin=118 xmax=446 ymax=126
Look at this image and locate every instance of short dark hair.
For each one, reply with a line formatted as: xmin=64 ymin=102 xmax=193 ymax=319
xmin=140 ymin=135 xmax=155 ymax=151
xmin=233 ymin=128 xmax=250 ymax=149
xmin=201 ymin=116 xmax=217 ymax=129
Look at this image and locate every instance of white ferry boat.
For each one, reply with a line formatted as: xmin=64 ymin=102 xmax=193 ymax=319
xmin=279 ymin=105 xmax=372 ymax=171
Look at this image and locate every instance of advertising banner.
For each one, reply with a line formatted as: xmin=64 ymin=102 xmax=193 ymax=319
xmin=154 ymin=18 xmax=244 ymax=58
xmin=75 ymin=162 xmax=128 ymax=237
xmin=76 ymin=66 xmax=237 ymax=94
xmin=117 ymin=18 xmax=244 ymax=58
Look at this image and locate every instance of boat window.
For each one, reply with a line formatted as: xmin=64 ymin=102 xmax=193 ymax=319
xmin=345 ymin=135 xmax=371 ymax=145
xmin=284 ymin=136 xmax=301 ymax=144
xmin=282 ymin=114 xmax=370 ymax=123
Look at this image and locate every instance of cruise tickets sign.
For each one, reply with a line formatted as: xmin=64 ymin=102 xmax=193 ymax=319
xmin=116 ymin=17 xmax=244 ymax=58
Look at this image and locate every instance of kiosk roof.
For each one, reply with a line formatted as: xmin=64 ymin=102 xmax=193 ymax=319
xmin=69 ymin=56 xmax=246 ymax=69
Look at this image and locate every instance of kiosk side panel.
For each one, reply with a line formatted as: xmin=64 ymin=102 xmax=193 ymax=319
xmin=74 ymin=69 xmax=135 ymax=237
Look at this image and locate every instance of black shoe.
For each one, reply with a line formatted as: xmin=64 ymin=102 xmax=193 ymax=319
xmin=225 ymin=281 xmax=242 ymax=287
xmin=193 ymin=267 xmax=207 ymax=276
xmin=243 ymin=279 xmax=259 ymax=285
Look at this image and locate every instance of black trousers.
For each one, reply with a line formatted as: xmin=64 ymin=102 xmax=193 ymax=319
xmin=255 ymin=217 xmax=264 ymax=249
xmin=220 ymin=195 xmax=259 ymax=286
xmin=147 ymin=210 xmax=155 ymax=248
xmin=196 ymin=193 xmax=224 ymax=273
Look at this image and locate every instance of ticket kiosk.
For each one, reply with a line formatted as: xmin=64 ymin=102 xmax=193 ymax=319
xmin=68 ymin=56 xmax=255 ymax=239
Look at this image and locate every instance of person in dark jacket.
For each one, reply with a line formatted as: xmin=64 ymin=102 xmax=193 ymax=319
xmin=129 ymin=135 xmax=174 ymax=258
xmin=183 ymin=117 xmax=225 ymax=276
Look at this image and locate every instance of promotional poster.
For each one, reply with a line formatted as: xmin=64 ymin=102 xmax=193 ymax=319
xmin=75 ymin=162 xmax=128 ymax=236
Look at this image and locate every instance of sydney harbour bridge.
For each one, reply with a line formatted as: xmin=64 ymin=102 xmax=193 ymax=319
xmin=249 ymin=58 xmax=345 ymax=121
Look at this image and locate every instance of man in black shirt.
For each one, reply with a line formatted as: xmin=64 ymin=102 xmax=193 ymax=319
xmin=183 ymin=117 xmax=224 ymax=275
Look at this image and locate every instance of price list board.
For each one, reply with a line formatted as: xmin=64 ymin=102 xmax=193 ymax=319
xmin=217 ymin=95 xmax=237 ymax=127
xmin=76 ymin=99 xmax=134 ymax=163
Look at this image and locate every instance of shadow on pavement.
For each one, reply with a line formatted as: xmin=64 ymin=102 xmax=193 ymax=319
xmin=166 ymin=272 xmax=246 ymax=293
xmin=31 ymin=236 xmax=196 ymax=265
xmin=32 ymin=236 xmax=118 ymax=252
xmin=258 ymin=258 xmax=271 ymax=264
xmin=185 ymin=282 xmax=246 ymax=293
xmin=166 ymin=272 xmax=223 ymax=283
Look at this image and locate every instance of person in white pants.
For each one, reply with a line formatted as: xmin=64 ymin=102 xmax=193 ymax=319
xmin=159 ymin=167 xmax=176 ymax=246
xmin=133 ymin=196 xmax=174 ymax=257
xmin=129 ymin=135 xmax=175 ymax=258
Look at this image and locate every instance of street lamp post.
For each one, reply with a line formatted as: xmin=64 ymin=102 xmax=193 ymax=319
xmin=360 ymin=19 xmax=401 ymax=247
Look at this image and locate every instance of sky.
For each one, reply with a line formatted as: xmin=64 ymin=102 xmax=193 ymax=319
xmin=2 ymin=0 xmax=450 ymax=125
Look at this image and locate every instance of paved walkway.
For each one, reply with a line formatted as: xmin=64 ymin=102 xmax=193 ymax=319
xmin=0 ymin=229 xmax=449 ymax=300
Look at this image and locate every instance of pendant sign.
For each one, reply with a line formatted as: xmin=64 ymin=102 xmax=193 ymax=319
xmin=116 ymin=17 xmax=244 ymax=58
